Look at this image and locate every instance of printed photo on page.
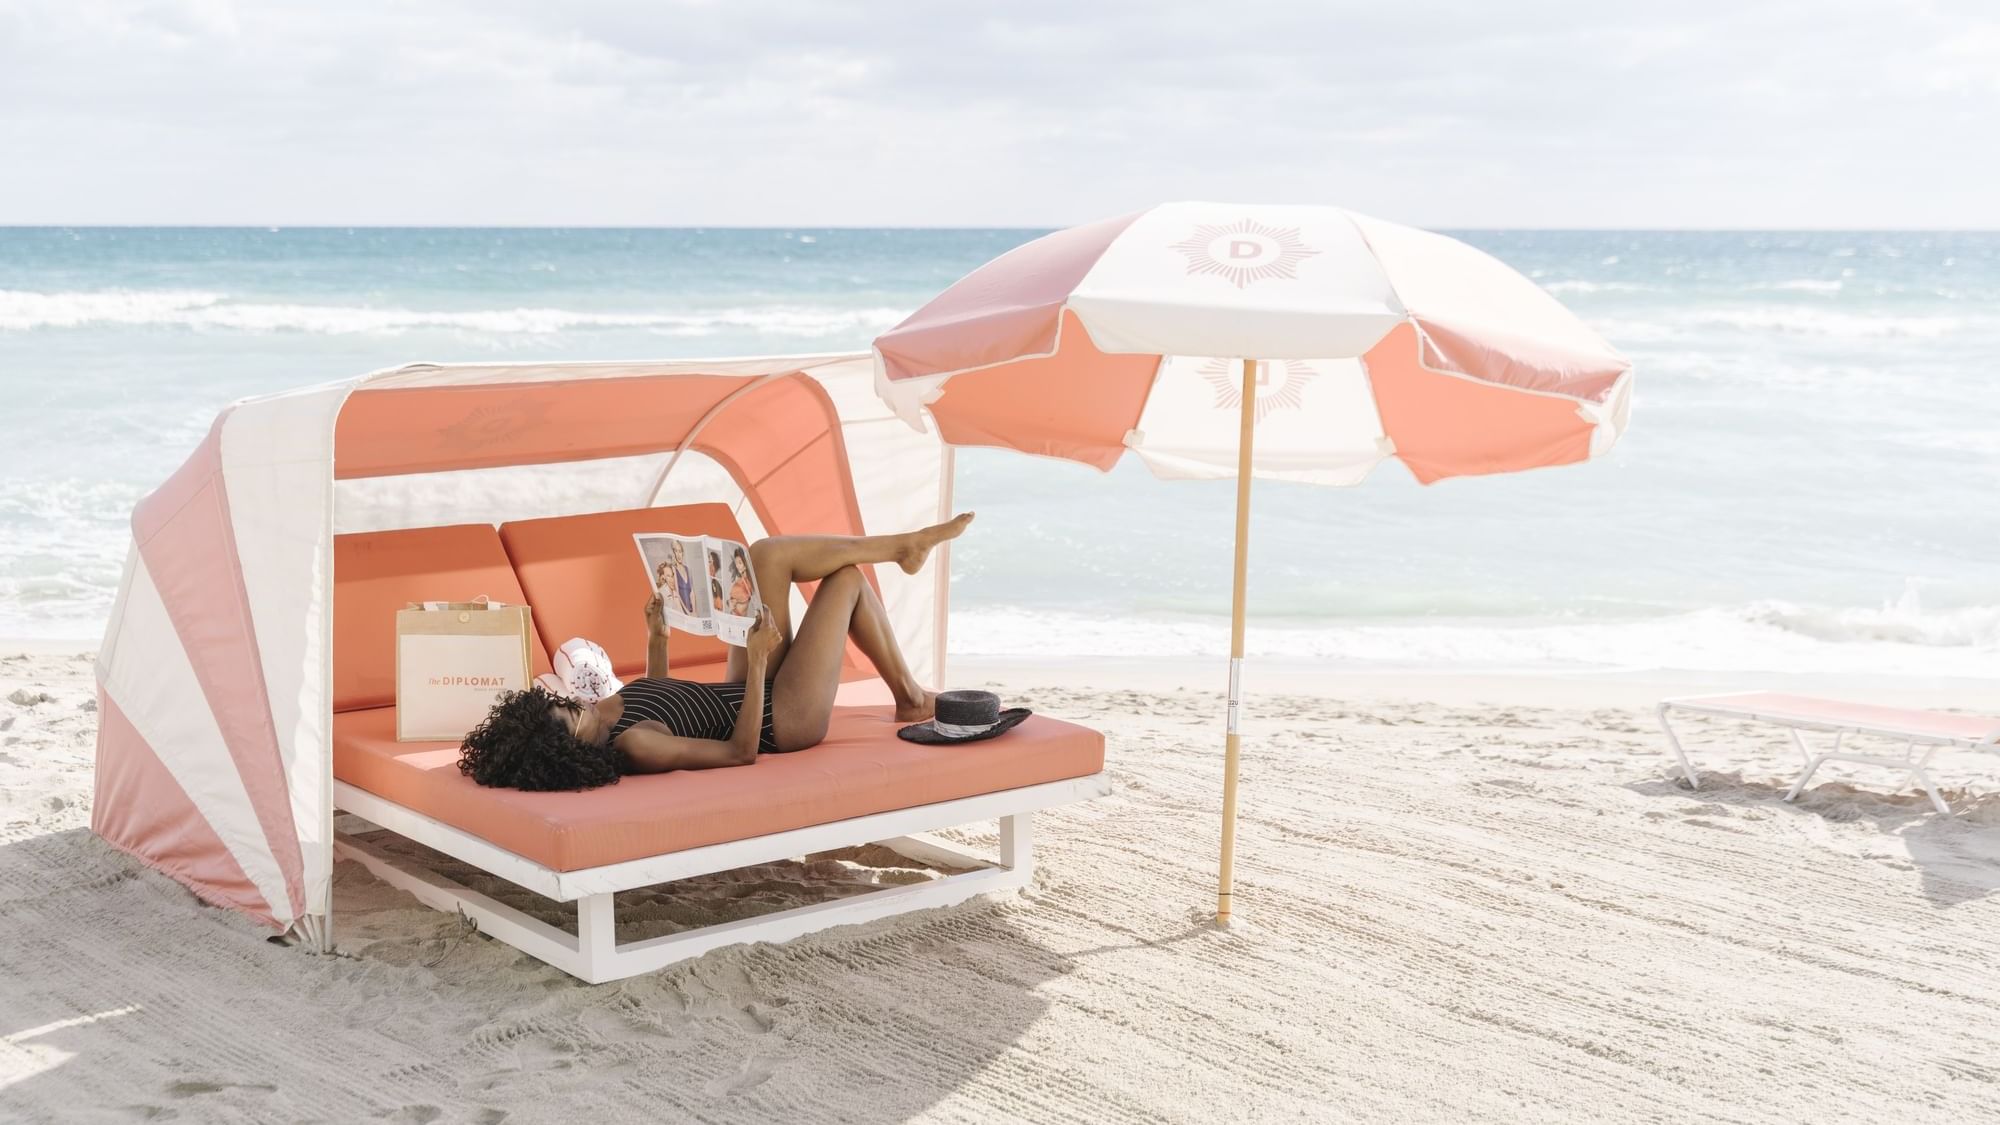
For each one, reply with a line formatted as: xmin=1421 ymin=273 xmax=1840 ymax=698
xmin=634 ymin=532 xmax=762 ymax=646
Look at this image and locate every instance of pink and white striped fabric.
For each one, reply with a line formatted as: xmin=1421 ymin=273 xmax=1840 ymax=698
xmin=94 ymin=354 xmax=949 ymax=943
xmin=873 ymin=202 xmax=1634 ymax=484
xmin=96 ymin=396 xmax=345 ymax=933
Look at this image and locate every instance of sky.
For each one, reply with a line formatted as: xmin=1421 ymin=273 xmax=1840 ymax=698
xmin=1 ymin=0 xmax=1997 ymax=228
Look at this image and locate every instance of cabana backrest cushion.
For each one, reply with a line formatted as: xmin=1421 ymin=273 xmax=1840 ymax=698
xmin=331 ymin=524 xmax=554 ymax=713
xmin=499 ymin=503 xmax=748 ymax=681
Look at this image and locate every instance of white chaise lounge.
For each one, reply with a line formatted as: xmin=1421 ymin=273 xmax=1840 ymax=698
xmin=1658 ymin=692 xmax=2000 ymax=814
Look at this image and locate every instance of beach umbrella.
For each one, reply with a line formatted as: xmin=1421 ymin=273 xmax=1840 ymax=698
xmin=872 ymin=202 xmax=1632 ymax=926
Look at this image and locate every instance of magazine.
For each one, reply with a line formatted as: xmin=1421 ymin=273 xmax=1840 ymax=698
xmin=633 ymin=532 xmax=763 ymax=646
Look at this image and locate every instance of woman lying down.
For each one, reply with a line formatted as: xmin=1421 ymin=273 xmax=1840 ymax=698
xmin=458 ymin=514 xmax=972 ymax=791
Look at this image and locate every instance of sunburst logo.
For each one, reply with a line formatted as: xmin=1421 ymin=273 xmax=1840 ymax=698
xmin=1199 ymin=359 xmax=1316 ymax=423
xmin=1169 ymin=219 xmax=1320 ymax=288
xmin=435 ymin=395 xmax=551 ymax=451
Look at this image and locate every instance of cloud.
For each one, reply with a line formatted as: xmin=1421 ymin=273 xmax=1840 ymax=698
xmin=0 ymin=0 xmax=1995 ymax=225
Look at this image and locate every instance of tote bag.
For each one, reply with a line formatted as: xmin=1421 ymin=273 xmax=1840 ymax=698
xmin=395 ymin=599 xmax=536 ymax=741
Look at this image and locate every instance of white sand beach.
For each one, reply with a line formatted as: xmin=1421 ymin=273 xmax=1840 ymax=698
xmin=9 ymin=2 xmax=2000 ymax=1121
xmin=6 ymin=649 xmax=1999 ymax=1123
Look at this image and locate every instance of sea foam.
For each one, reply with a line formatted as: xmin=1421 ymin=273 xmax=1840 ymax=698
xmin=0 ymin=289 xmax=905 ymax=337
xmin=950 ymin=600 xmax=2000 ymax=678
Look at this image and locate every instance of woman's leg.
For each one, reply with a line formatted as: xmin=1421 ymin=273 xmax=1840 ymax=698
xmin=766 ymin=565 xmax=868 ymax=752
xmin=755 ymin=513 xmax=972 ymax=588
xmin=843 ymin=575 xmax=936 ymax=721
xmin=725 ymin=513 xmax=972 ymax=682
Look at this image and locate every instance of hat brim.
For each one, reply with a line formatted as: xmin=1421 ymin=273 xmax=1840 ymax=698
xmin=896 ymin=708 xmax=1032 ymax=745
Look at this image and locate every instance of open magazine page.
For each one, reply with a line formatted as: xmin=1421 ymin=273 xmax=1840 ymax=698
xmin=700 ymin=537 xmax=762 ymax=646
xmin=634 ymin=533 xmax=715 ymax=637
xmin=633 ymin=532 xmax=762 ymax=646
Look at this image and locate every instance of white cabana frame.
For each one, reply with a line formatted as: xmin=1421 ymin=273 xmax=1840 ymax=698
xmin=333 ymin=773 xmax=1108 ymax=983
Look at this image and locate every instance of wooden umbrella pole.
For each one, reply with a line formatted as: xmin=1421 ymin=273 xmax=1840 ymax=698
xmin=1216 ymin=357 xmax=1257 ymax=927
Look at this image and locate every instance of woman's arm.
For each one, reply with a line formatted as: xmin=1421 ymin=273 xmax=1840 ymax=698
xmin=616 ymin=726 xmax=753 ymax=771
xmin=616 ymin=607 xmax=779 ymax=773
xmin=723 ymin=607 xmax=778 ymax=757
xmin=615 ymin=669 xmax=762 ymax=770
xmin=645 ymin=595 xmax=670 ymax=679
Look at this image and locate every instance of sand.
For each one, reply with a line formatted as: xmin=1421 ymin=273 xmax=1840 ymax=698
xmin=4 ymin=648 xmax=2000 ymax=1124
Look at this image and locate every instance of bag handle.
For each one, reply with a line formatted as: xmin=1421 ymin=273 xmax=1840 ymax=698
xmin=411 ymin=595 xmax=510 ymax=611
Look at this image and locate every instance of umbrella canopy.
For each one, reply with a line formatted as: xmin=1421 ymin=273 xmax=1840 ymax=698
xmin=875 ymin=201 xmax=1632 ymax=484
xmin=871 ymin=201 xmax=1634 ymax=926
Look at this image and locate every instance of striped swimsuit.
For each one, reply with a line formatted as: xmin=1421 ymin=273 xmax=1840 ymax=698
xmin=606 ymin=677 xmax=781 ymax=756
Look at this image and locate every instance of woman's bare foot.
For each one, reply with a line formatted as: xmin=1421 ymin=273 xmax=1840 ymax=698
xmin=894 ymin=689 xmax=939 ymax=724
xmin=895 ymin=512 xmax=974 ymax=576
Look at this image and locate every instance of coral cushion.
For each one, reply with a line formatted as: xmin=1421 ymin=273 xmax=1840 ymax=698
xmin=332 ymin=705 xmax=1106 ymax=871
xmin=500 ymin=504 xmax=748 ymax=680
xmin=332 ymin=524 xmax=553 ymax=713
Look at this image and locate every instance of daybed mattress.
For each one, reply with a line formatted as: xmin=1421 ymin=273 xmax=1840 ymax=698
xmin=332 ymin=705 xmax=1105 ymax=872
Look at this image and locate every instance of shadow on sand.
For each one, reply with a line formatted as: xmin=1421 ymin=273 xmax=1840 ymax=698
xmin=0 ymin=824 xmax=1080 ymax=1124
xmin=1627 ymin=770 xmax=2000 ymax=908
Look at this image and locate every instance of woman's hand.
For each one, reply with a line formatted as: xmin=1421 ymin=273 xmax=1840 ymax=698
xmin=745 ymin=605 xmax=782 ymax=668
xmin=645 ymin=595 xmax=672 ymax=678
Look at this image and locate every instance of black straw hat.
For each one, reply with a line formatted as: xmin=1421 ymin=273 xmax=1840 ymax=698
xmin=897 ymin=690 xmax=1031 ymax=744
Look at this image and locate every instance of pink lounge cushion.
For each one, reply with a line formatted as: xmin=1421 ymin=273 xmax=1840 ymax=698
xmin=1672 ymin=692 xmax=2000 ymax=744
xmin=331 ymin=704 xmax=1106 ymax=872
xmin=332 ymin=524 xmax=553 ymax=713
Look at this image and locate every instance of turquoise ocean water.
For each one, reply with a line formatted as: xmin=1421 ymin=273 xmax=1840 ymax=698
xmin=1 ymin=227 xmax=1995 ymax=676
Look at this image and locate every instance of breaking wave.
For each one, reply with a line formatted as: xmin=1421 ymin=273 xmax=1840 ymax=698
xmin=0 ymin=289 xmax=906 ymax=337
xmin=1687 ymin=307 xmax=1968 ymax=338
xmin=950 ymin=599 xmax=2000 ymax=677
xmin=1539 ymin=280 xmax=1660 ymax=294
xmin=1749 ymin=279 xmax=1846 ymax=294
xmin=1594 ymin=307 xmax=1981 ymax=344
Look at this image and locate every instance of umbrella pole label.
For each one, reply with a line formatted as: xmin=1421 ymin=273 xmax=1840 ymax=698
xmin=1227 ymin=658 xmax=1243 ymax=734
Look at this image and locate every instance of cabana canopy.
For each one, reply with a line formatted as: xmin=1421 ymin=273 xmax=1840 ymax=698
xmin=93 ymin=354 xmax=949 ymax=944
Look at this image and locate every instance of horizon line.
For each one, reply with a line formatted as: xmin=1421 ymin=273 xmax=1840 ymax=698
xmin=3 ymin=223 xmax=1999 ymax=234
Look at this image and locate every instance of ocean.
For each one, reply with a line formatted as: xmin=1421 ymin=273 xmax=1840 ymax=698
xmin=1 ymin=227 xmax=1995 ymax=677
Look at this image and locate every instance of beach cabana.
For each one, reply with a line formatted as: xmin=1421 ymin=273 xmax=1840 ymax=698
xmin=92 ymin=354 xmax=1109 ymax=978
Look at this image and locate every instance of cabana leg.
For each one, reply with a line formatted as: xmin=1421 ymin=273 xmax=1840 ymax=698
xmin=332 ymin=776 xmax=1099 ymax=983
xmin=293 ymin=912 xmax=332 ymax=954
xmin=576 ymin=894 xmax=616 ymax=981
xmin=999 ymin=812 xmax=1033 ymax=872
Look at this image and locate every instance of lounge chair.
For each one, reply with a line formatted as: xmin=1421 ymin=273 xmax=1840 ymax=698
xmin=329 ymin=506 xmax=1109 ymax=983
xmin=1657 ymin=691 xmax=2000 ymax=814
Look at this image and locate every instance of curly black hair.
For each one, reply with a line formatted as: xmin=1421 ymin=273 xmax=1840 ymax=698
xmin=457 ymin=684 xmax=621 ymax=791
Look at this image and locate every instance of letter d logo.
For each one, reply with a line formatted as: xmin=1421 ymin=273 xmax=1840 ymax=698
xmin=1228 ymin=240 xmax=1261 ymax=260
